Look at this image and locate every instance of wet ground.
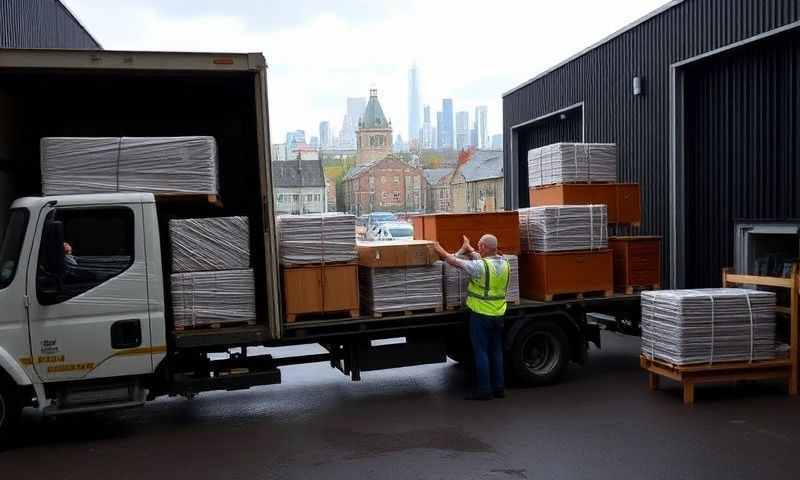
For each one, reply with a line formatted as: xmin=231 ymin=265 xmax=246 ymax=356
xmin=1 ymin=332 xmax=798 ymax=479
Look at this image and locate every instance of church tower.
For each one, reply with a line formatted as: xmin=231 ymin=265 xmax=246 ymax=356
xmin=356 ymin=88 xmax=393 ymax=164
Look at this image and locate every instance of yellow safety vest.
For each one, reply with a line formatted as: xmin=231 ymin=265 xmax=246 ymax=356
xmin=466 ymin=257 xmax=510 ymax=317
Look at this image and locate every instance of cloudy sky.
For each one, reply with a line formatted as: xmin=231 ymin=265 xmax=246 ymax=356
xmin=64 ymin=0 xmax=668 ymax=143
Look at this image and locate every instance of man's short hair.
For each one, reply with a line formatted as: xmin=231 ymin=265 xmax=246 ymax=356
xmin=479 ymin=234 xmax=498 ymax=250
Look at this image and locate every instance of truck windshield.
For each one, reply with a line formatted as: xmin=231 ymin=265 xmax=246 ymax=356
xmin=0 ymin=209 xmax=29 ymax=289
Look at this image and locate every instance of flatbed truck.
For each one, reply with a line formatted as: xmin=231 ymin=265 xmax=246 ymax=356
xmin=0 ymin=48 xmax=640 ymax=443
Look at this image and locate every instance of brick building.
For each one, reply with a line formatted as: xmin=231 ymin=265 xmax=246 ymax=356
xmin=341 ymin=155 xmax=425 ymax=214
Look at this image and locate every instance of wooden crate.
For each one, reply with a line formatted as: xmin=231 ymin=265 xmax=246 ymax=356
xmin=519 ymin=250 xmax=613 ymax=301
xmin=529 ymin=183 xmax=641 ymax=225
xmin=411 ymin=211 xmax=520 ymax=254
xmin=282 ymin=263 xmax=360 ymax=323
xmin=609 ymin=236 xmax=661 ymax=293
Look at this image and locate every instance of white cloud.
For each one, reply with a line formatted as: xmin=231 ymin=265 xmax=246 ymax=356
xmin=65 ymin=0 xmax=668 ymax=143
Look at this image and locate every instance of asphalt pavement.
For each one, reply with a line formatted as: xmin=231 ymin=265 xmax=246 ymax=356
xmin=1 ymin=332 xmax=798 ymax=480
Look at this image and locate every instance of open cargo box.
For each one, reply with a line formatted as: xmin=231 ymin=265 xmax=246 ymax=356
xmin=0 ymin=49 xmax=282 ymax=341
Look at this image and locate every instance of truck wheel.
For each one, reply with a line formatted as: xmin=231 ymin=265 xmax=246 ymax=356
xmin=509 ymin=321 xmax=570 ymax=387
xmin=0 ymin=381 xmax=21 ymax=446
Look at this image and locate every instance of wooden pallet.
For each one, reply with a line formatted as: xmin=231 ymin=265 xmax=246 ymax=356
xmin=621 ymin=283 xmax=660 ymax=294
xmin=281 ymin=260 xmax=359 ymax=269
xmin=285 ymin=308 xmax=360 ymax=324
xmin=641 ymin=355 xmax=795 ymax=404
xmin=154 ymin=192 xmax=223 ymax=208
xmin=370 ymin=306 xmax=443 ymax=318
xmin=174 ymin=319 xmax=256 ymax=332
xmin=540 ymin=289 xmax=613 ymax=302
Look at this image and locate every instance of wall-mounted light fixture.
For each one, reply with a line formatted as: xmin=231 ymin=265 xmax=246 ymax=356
xmin=633 ymin=76 xmax=643 ymax=96
xmin=559 ymin=113 xmax=567 ymax=120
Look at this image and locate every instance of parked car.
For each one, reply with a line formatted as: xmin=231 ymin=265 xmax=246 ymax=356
xmin=365 ymin=221 xmax=414 ymax=241
xmin=365 ymin=211 xmax=397 ymax=227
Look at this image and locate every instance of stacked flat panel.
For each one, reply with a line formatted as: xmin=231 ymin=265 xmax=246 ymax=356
xmin=444 ymin=255 xmax=520 ymax=309
xmin=641 ymin=288 xmax=778 ymax=365
xmin=527 ymin=143 xmax=616 ymax=188
xmin=170 ymin=269 xmax=256 ymax=329
xmin=277 ymin=213 xmax=358 ymax=265
xmin=360 ymin=262 xmax=444 ymax=314
xmin=169 ymin=217 xmax=250 ymax=273
xmin=520 ymin=205 xmax=608 ymax=252
xmin=40 ymin=136 xmax=219 ymax=195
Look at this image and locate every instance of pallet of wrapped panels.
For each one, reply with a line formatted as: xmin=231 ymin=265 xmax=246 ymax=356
xmin=519 ymin=250 xmax=613 ymax=301
xmin=411 ymin=211 xmax=520 ymax=255
xmin=529 ymin=183 xmax=641 ymax=225
xmin=608 ymin=236 xmax=661 ymax=293
xmin=282 ymin=263 xmax=360 ymax=323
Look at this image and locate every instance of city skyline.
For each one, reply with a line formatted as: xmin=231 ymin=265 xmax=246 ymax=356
xmin=64 ymin=0 xmax=668 ymax=142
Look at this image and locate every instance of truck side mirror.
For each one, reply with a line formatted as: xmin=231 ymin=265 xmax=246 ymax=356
xmin=42 ymin=219 xmax=65 ymax=277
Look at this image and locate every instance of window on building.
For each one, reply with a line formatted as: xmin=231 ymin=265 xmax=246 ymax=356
xmin=277 ymin=194 xmax=285 ymax=203
xmin=382 ymin=192 xmax=389 ymax=202
xmin=381 ymin=176 xmax=386 ymax=184
xmin=392 ymin=192 xmax=401 ymax=202
xmin=393 ymin=176 xmax=400 ymax=184
xmin=306 ymin=194 xmax=314 ymax=202
xmin=37 ymin=207 xmax=135 ymax=305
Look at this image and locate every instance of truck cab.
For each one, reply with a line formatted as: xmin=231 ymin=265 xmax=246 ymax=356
xmin=0 ymin=194 xmax=167 ymax=429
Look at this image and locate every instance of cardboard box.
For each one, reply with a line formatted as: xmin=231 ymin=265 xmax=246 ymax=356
xmin=519 ymin=250 xmax=613 ymax=301
xmin=357 ymin=240 xmax=438 ymax=268
xmin=411 ymin=211 xmax=520 ymax=255
xmin=529 ymin=183 xmax=641 ymax=225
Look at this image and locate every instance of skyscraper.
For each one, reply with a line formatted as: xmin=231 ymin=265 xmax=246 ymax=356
xmin=456 ymin=111 xmax=469 ymax=150
xmin=340 ymin=97 xmax=367 ymax=148
xmin=285 ymin=130 xmax=306 ymax=159
xmin=436 ymin=111 xmax=443 ymax=149
xmin=475 ymin=106 xmax=488 ymax=149
xmin=422 ymin=105 xmax=433 ymax=149
xmin=408 ymin=64 xmax=421 ymax=144
xmin=319 ymin=121 xmax=331 ymax=148
xmin=439 ymin=99 xmax=453 ymax=149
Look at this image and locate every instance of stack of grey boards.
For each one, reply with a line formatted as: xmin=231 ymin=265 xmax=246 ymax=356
xmin=169 ymin=217 xmax=250 ymax=273
xmin=40 ymin=136 xmax=218 ymax=195
xmin=641 ymin=289 xmax=778 ymax=366
xmin=520 ymin=205 xmax=608 ymax=252
xmin=527 ymin=143 xmax=616 ymax=187
xmin=445 ymin=255 xmax=519 ymax=309
xmin=277 ymin=213 xmax=358 ymax=265
xmin=360 ymin=263 xmax=444 ymax=314
xmin=168 ymin=216 xmax=255 ymax=329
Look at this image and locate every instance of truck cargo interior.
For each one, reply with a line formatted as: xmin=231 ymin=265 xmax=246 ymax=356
xmin=0 ymin=68 xmax=273 ymax=334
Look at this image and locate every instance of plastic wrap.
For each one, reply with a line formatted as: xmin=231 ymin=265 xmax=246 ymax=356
xmin=527 ymin=143 xmax=616 ymax=188
xmin=359 ymin=262 xmax=444 ymax=314
xmin=170 ymin=269 xmax=256 ymax=329
xmin=641 ymin=289 xmax=778 ymax=365
xmin=520 ymin=205 xmax=607 ymax=252
xmin=277 ymin=213 xmax=357 ymax=265
xmin=169 ymin=216 xmax=250 ymax=273
xmin=444 ymin=255 xmax=519 ymax=309
xmin=40 ymin=136 xmax=218 ymax=196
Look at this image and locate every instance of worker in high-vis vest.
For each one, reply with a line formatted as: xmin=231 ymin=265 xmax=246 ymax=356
xmin=435 ymin=234 xmax=510 ymax=401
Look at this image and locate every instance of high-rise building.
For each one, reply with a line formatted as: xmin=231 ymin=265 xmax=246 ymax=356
xmin=439 ymin=99 xmax=454 ymax=149
xmin=285 ymin=130 xmax=306 ymax=159
xmin=319 ymin=121 xmax=332 ymax=148
xmin=455 ymin=111 xmax=470 ymax=150
xmin=310 ymin=136 xmax=319 ymax=148
xmin=408 ymin=64 xmax=421 ymax=144
xmin=475 ymin=105 xmax=488 ymax=149
xmin=491 ymin=134 xmax=503 ymax=150
xmin=436 ymin=111 xmax=443 ymax=149
xmin=421 ymin=105 xmax=433 ymax=149
xmin=340 ymin=97 xmax=367 ymax=148
xmin=470 ymin=128 xmax=478 ymax=148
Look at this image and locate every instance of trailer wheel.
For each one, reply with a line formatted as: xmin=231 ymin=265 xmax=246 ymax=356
xmin=0 ymin=380 xmax=21 ymax=446
xmin=509 ymin=321 xmax=570 ymax=387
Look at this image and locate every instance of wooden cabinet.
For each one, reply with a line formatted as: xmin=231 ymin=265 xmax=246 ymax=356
xmin=608 ymin=236 xmax=661 ymax=292
xmin=411 ymin=211 xmax=520 ymax=254
xmin=519 ymin=250 xmax=613 ymax=301
xmin=529 ymin=183 xmax=641 ymax=225
xmin=282 ymin=263 xmax=359 ymax=322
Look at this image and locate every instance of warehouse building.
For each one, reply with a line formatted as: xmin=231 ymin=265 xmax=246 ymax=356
xmin=1 ymin=0 xmax=101 ymax=235
xmin=503 ymin=0 xmax=800 ymax=288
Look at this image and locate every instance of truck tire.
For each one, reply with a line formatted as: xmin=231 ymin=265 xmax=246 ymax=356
xmin=509 ymin=321 xmax=570 ymax=387
xmin=0 ymin=381 xmax=21 ymax=447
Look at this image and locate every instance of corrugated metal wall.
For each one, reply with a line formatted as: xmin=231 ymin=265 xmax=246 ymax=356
xmin=0 ymin=0 xmax=100 ymax=49
xmin=503 ymin=0 xmax=800 ymax=287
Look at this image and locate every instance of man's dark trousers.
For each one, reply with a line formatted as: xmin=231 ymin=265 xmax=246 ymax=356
xmin=469 ymin=310 xmax=504 ymax=396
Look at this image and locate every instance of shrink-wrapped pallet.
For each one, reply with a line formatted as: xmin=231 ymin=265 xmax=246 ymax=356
xmin=170 ymin=269 xmax=256 ymax=329
xmin=169 ymin=216 xmax=250 ymax=273
xmin=444 ymin=255 xmax=519 ymax=308
xmin=277 ymin=213 xmax=357 ymax=265
xmin=40 ymin=136 xmax=218 ymax=195
xmin=360 ymin=262 xmax=444 ymax=314
xmin=520 ymin=205 xmax=607 ymax=252
xmin=641 ymin=288 xmax=778 ymax=365
xmin=527 ymin=143 xmax=616 ymax=188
